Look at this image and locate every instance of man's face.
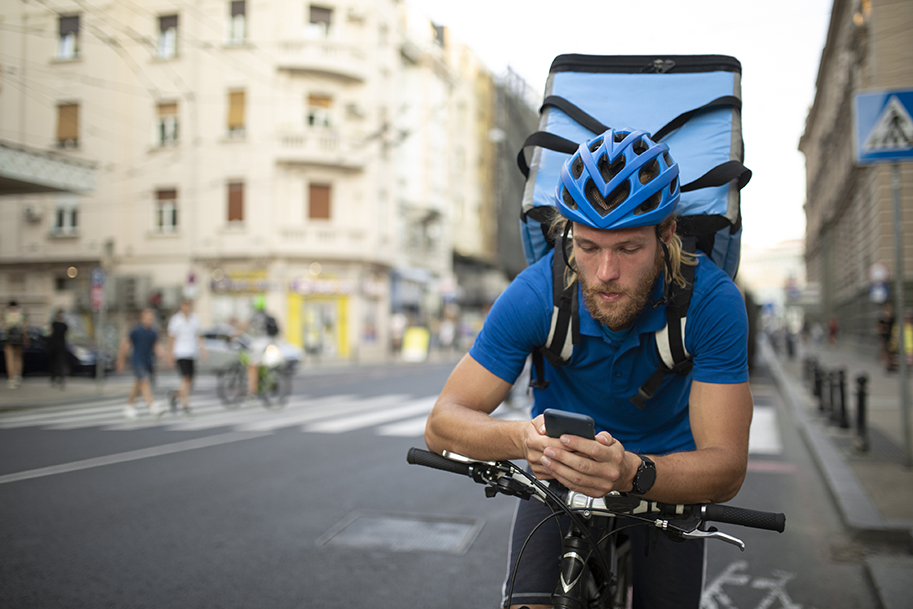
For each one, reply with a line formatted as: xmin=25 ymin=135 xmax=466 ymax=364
xmin=141 ymin=310 xmax=155 ymax=328
xmin=572 ymin=222 xmax=666 ymax=331
xmin=180 ymin=301 xmax=192 ymax=315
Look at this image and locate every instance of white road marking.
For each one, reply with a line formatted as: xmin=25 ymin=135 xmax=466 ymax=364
xmin=748 ymin=406 xmax=783 ymax=455
xmin=0 ymin=431 xmax=270 ymax=485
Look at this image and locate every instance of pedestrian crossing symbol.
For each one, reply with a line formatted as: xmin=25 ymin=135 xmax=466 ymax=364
xmin=855 ymin=89 xmax=913 ymax=165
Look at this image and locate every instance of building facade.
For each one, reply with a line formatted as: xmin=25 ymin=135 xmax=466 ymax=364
xmin=799 ymin=0 xmax=913 ymax=348
xmin=0 ymin=0 xmax=535 ymax=362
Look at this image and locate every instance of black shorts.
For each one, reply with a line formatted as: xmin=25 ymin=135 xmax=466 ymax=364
xmin=176 ymin=358 xmax=195 ymax=379
xmin=501 ymin=492 xmax=706 ymax=609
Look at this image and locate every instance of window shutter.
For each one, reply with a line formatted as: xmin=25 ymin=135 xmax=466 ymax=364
xmin=57 ymin=103 xmax=79 ymax=141
xmin=59 ymin=15 xmax=79 ymax=36
xmin=228 ymin=182 xmax=244 ymax=221
xmin=308 ymin=184 xmax=331 ymax=220
xmin=228 ymin=91 xmax=245 ymax=129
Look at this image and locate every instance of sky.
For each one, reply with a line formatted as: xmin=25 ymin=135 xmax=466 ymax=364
xmin=406 ymin=0 xmax=834 ymax=250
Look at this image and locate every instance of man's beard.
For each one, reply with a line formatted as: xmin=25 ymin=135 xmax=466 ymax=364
xmin=580 ymin=246 xmax=664 ymax=331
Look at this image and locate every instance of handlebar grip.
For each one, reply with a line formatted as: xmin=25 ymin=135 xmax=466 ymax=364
xmin=702 ymin=504 xmax=786 ymax=533
xmin=407 ymin=448 xmax=472 ymax=476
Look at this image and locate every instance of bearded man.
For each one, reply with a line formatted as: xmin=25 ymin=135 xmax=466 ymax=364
xmin=424 ymin=129 xmax=752 ymax=609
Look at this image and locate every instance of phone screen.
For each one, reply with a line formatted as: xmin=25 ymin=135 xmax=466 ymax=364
xmin=544 ymin=408 xmax=595 ymax=440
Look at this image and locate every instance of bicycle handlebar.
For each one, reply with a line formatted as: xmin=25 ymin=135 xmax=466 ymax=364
xmin=407 ymin=446 xmax=472 ymax=476
xmin=407 ymin=448 xmax=786 ymax=538
xmin=701 ymin=503 xmax=785 ymax=533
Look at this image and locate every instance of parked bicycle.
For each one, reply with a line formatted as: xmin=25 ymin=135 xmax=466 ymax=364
xmin=216 ymin=342 xmax=294 ymax=410
xmin=407 ymin=448 xmax=786 ymax=609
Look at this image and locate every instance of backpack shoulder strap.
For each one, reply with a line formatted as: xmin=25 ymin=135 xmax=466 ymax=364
xmin=630 ymin=235 xmax=698 ymax=409
xmin=530 ymin=245 xmax=579 ymax=390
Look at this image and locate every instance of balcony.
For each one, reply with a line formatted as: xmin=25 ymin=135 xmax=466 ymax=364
xmin=275 ymin=39 xmax=368 ymax=82
xmin=275 ymin=130 xmax=365 ymax=170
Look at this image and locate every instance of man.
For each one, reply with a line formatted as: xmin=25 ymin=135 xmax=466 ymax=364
xmin=425 ymin=129 xmax=752 ymax=609
xmin=2 ymin=300 xmax=28 ymax=389
xmin=236 ymin=297 xmax=281 ymax=401
xmin=166 ymin=299 xmax=206 ymax=415
xmin=48 ymin=309 xmax=69 ymax=388
xmin=116 ymin=308 xmax=164 ymax=419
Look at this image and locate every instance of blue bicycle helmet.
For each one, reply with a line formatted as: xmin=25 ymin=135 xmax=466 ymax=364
xmin=556 ymin=128 xmax=680 ymax=230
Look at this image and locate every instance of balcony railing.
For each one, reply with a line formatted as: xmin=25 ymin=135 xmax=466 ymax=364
xmin=275 ymin=39 xmax=368 ymax=82
xmin=275 ymin=130 xmax=365 ymax=169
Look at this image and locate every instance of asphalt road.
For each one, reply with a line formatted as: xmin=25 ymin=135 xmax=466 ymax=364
xmin=0 ymin=360 xmax=881 ymax=608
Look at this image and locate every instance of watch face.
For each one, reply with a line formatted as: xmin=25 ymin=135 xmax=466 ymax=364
xmin=635 ymin=457 xmax=656 ymax=494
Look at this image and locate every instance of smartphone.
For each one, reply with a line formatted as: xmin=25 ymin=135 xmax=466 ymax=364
xmin=543 ymin=408 xmax=596 ymax=440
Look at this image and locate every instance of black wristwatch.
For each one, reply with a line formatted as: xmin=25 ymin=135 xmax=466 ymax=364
xmin=631 ymin=455 xmax=656 ymax=495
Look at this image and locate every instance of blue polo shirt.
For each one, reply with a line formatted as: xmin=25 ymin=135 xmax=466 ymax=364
xmin=469 ymin=250 xmax=748 ymax=456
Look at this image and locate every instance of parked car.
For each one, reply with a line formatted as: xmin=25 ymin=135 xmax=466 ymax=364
xmin=0 ymin=327 xmax=115 ymax=377
xmin=198 ymin=325 xmax=303 ymax=374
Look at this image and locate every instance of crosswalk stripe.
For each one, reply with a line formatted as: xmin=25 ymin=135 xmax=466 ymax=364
xmin=376 ymin=415 xmax=429 ymax=437
xmin=748 ymin=406 xmax=783 ymax=455
xmin=235 ymin=394 xmax=412 ymax=432
xmin=304 ymin=397 xmax=437 ymax=434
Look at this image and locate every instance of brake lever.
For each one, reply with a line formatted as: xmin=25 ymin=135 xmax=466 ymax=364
xmin=677 ymin=527 xmax=746 ymax=551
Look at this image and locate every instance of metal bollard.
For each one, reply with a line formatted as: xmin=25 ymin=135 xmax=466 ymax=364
xmin=837 ymin=368 xmax=849 ymax=429
xmin=814 ymin=364 xmax=823 ymax=411
xmin=855 ymin=373 xmax=869 ymax=452
xmin=828 ymin=370 xmax=838 ymax=422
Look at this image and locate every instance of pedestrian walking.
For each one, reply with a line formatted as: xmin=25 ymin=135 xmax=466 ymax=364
xmin=2 ymin=300 xmax=28 ymax=389
xmin=166 ymin=299 xmax=206 ymax=416
xmin=116 ymin=308 xmax=164 ymax=419
xmin=48 ymin=309 xmax=69 ymax=388
xmin=876 ymin=302 xmax=895 ymax=371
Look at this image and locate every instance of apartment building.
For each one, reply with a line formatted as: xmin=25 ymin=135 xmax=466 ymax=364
xmin=799 ymin=0 xmax=913 ymax=344
xmin=0 ymin=0 xmax=524 ymax=362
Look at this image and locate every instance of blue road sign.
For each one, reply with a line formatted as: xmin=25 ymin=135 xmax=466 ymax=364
xmin=854 ymin=89 xmax=913 ymax=165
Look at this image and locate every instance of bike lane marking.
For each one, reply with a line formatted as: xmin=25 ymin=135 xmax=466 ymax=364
xmin=0 ymin=431 xmax=271 ymax=485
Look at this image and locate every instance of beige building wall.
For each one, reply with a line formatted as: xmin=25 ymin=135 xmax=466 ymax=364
xmin=1 ymin=0 xmax=505 ymax=362
xmin=799 ymin=0 xmax=913 ymax=343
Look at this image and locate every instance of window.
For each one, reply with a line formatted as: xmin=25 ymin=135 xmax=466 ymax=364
xmin=227 ymin=0 xmax=246 ymax=44
xmin=56 ymin=103 xmax=79 ymax=148
xmin=308 ymin=184 xmax=331 ymax=220
xmin=156 ymin=102 xmax=179 ymax=146
xmin=158 ymin=15 xmax=178 ymax=59
xmin=227 ymin=90 xmax=245 ymax=137
xmin=307 ymin=94 xmax=332 ymax=127
xmin=305 ymin=5 xmax=332 ymax=38
xmin=57 ymin=15 xmax=80 ymax=60
xmin=53 ymin=194 xmax=79 ymax=235
xmin=156 ymin=189 xmax=178 ymax=233
xmin=227 ymin=182 xmax=244 ymax=223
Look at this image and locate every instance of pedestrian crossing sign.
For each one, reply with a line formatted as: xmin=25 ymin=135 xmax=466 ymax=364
xmin=854 ymin=89 xmax=913 ymax=165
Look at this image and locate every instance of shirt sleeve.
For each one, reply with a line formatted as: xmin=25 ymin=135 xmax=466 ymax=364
xmin=469 ymin=263 xmax=552 ymax=384
xmin=685 ymin=262 xmax=750 ymax=385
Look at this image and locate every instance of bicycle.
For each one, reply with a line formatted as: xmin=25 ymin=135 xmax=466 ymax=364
xmin=407 ymin=447 xmax=786 ymax=609
xmin=216 ymin=343 xmax=294 ymax=410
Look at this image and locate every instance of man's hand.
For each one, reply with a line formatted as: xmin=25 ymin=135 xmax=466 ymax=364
xmin=536 ymin=430 xmax=637 ymax=498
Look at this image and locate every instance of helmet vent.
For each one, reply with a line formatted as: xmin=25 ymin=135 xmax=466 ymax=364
xmin=638 ymin=159 xmax=660 ymax=185
xmin=613 ymin=131 xmax=628 ymax=143
xmin=589 ymin=136 xmax=604 ymax=153
xmin=634 ymin=192 xmax=662 ymax=216
xmin=597 ymin=154 xmax=625 ymax=182
xmin=598 ymin=181 xmax=631 ymax=216
xmin=663 ymin=152 xmax=672 ymax=166
xmin=632 ymin=139 xmax=649 ymax=155
xmin=562 ymin=187 xmax=579 ymax=211
xmin=571 ymin=155 xmax=585 ymax=180
xmin=670 ymin=176 xmax=678 ymax=193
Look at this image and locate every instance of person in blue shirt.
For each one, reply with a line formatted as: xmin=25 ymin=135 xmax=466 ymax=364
xmin=425 ymin=129 xmax=752 ymax=609
xmin=116 ymin=308 xmax=165 ymax=419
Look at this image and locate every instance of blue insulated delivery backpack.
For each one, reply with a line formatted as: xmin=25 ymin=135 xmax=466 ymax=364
xmin=516 ymin=54 xmax=751 ymax=406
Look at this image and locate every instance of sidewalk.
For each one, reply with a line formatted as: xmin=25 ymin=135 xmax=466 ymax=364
xmin=762 ymin=336 xmax=913 ymax=609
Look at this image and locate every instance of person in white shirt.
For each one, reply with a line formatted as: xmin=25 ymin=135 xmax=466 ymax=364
xmin=166 ymin=299 xmax=206 ymax=415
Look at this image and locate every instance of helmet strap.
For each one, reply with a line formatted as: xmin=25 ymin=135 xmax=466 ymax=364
xmin=560 ymin=221 xmax=577 ymax=276
xmin=652 ymin=236 xmax=673 ymax=309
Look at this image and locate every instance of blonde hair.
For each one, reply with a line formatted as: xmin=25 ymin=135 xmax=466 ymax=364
xmin=547 ymin=211 xmax=696 ymax=289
